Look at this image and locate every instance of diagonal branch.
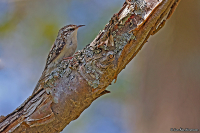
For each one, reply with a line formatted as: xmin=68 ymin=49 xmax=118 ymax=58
xmin=0 ymin=0 xmax=181 ymax=132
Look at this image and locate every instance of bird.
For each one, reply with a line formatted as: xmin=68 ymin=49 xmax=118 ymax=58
xmin=32 ymin=24 xmax=84 ymax=95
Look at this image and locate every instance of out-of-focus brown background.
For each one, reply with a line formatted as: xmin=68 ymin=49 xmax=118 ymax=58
xmin=0 ymin=0 xmax=199 ymax=133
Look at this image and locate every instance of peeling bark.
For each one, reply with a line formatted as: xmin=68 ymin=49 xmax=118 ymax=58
xmin=0 ymin=0 xmax=181 ymax=132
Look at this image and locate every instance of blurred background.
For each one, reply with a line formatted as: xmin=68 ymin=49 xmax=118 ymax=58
xmin=0 ymin=0 xmax=200 ymax=133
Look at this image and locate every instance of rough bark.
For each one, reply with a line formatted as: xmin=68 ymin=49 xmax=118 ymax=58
xmin=0 ymin=0 xmax=181 ymax=132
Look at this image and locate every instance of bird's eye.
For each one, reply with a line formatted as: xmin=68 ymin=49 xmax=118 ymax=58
xmin=69 ymin=28 xmax=74 ymax=31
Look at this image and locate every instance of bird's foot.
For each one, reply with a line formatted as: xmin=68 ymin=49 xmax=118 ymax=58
xmin=63 ymin=57 xmax=73 ymax=61
xmin=125 ymin=0 xmax=132 ymax=6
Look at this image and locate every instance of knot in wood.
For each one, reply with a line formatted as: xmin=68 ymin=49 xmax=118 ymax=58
xmin=109 ymin=54 xmax=114 ymax=59
xmin=106 ymin=51 xmax=115 ymax=62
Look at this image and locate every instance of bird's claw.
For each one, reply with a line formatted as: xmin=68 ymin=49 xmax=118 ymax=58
xmin=63 ymin=57 xmax=73 ymax=61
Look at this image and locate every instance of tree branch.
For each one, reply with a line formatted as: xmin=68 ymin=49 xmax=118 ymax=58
xmin=0 ymin=0 xmax=181 ymax=132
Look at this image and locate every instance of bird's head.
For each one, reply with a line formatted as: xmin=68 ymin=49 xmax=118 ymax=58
xmin=58 ymin=24 xmax=85 ymax=38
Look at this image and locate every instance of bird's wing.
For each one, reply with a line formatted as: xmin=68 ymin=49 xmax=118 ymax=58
xmin=45 ymin=39 xmax=66 ymax=67
xmin=33 ymin=39 xmax=66 ymax=95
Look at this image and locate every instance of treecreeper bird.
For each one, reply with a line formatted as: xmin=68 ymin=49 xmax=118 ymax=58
xmin=32 ymin=24 xmax=84 ymax=94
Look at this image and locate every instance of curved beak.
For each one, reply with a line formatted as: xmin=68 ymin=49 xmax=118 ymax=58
xmin=76 ymin=25 xmax=85 ymax=29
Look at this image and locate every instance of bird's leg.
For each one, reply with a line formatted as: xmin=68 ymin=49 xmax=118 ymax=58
xmin=125 ymin=0 xmax=132 ymax=6
xmin=63 ymin=57 xmax=73 ymax=61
